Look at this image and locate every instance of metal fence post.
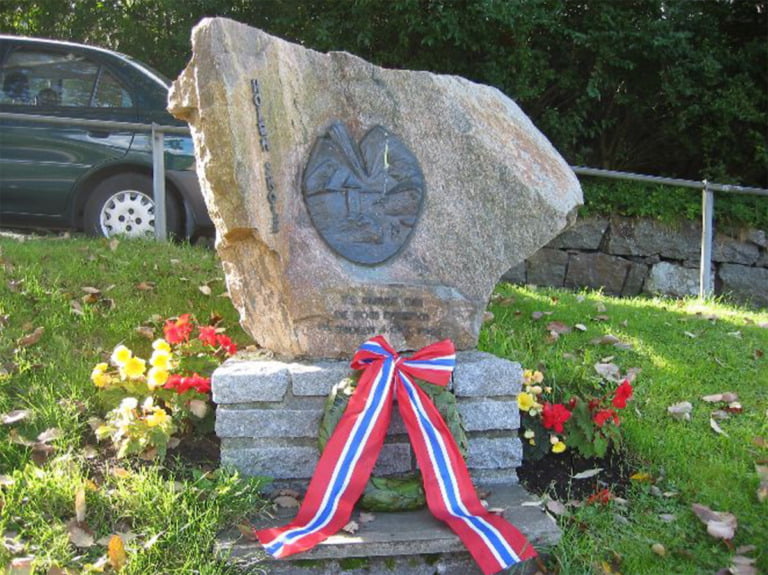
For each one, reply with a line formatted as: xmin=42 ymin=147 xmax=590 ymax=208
xmin=151 ymin=123 xmax=167 ymax=241
xmin=699 ymin=181 xmax=714 ymax=298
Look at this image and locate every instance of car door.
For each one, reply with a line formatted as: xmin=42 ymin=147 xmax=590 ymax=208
xmin=0 ymin=40 xmax=138 ymax=224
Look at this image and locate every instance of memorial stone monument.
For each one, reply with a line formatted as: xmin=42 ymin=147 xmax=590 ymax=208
xmin=169 ymin=17 xmax=579 ymax=573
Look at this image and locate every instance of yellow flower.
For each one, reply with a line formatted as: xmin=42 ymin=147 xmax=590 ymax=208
xmin=145 ymin=407 xmax=169 ymax=427
xmin=120 ymin=356 xmax=146 ymax=380
xmin=111 ymin=345 xmax=132 ymax=366
xmin=551 ymin=440 xmax=567 ymax=454
xmin=150 ymin=349 xmax=172 ymax=370
xmin=517 ymin=392 xmax=535 ymax=412
xmin=152 ymin=339 xmax=171 ymax=352
xmin=91 ymin=363 xmax=110 ymax=387
xmin=147 ymin=367 xmax=169 ymax=389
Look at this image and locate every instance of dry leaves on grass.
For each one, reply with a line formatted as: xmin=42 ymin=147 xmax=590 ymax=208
xmin=691 ymin=503 xmax=737 ymax=541
xmin=667 ymin=401 xmax=693 ymax=421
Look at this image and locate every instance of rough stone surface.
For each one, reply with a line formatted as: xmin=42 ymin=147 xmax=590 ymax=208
xmin=216 ymin=484 xmax=559 ymax=574
xmin=564 ymin=252 xmax=633 ymax=295
xmin=211 ymin=358 xmax=290 ymax=403
xmin=452 ymin=351 xmax=523 ymax=397
xmin=215 ymin=408 xmax=322 ymax=438
xmin=606 ymin=217 xmax=700 ymax=260
xmin=169 ymin=17 xmax=582 ymax=359
xmin=546 ymin=216 xmax=608 ymax=250
xmin=465 ymin=437 xmax=523 ymax=470
xmin=502 ymin=261 xmax=527 ymax=284
xmin=713 ymin=234 xmax=760 ymax=265
xmin=718 ymin=264 xmax=768 ymax=307
xmin=644 ymin=262 xmax=702 ymax=297
xmin=457 ymin=399 xmax=519 ymax=431
xmin=526 ymin=248 xmax=569 ymax=287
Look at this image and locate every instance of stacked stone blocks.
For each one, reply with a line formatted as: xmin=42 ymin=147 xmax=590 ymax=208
xmin=213 ymin=350 xmax=524 ymax=487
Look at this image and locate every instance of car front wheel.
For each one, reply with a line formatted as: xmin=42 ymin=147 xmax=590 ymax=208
xmin=83 ymin=173 xmax=182 ymax=239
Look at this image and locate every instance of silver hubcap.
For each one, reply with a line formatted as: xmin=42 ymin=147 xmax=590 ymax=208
xmin=99 ymin=190 xmax=155 ymax=238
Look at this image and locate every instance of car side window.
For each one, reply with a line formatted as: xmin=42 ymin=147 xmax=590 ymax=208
xmin=0 ymin=47 xmax=133 ymax=108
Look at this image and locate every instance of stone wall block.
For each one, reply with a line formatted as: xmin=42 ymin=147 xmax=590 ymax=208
xmin=221 ymin=445 xmax=319 ymax=480
xmin=216 ymin=408 xmax=322 ymax=438
xmin=452 ymin=352 xmax=522 ymax=397
xmin=621 ymin=261 xmax=649 ymax=296
xmin=644 ymin=262 xmax=701 ymax=297
xmin=546 ymin=216 xmax=608 ymax=250
xmin=526 ymin=248 xmax=569 ymax=287
xmin=212 ymin=358 xmax=290 ymax=404
xmin=501 ymin=261 xmax=526 ymax=284
xmin=457 ymin=400 xmax=519 ymax=432
xmin=292 ymin=361 xmax=354 ymax=396
xmin=372 ymin=443 xmax=413 ymax=476
xmin=718 ymin=264 xmax=768 ymax=307
xmin=564 ymin=252 xmax=631 ymax=295
xmin=607 ymin=217 xmax=700 ymax=261
xmin=713 ymin=234 xmax=760 ymax=265
xmin=465 ymin=437 xmax=523 ymax=470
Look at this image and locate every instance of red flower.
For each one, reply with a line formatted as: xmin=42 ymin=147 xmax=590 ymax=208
xmin=198 ymin=325 xmax=218 ymax=347
xmin=541 ymin=402 xmax=572 ymax=433
xmin=164 ymin=314 xmax=193 ymax=344
xmin=593 ymin=409 xmax=619 ymax=427
xmin=612 ymin=380 xmax=634 ymax=409
xmin=163 ymin=373 xmax=210 ymax=394
xmin=216 ymin=333 xmax=238 ymax=356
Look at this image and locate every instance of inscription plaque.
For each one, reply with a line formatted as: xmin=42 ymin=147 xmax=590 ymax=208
xmin=302 ymin=121 xmax=425 ymax=265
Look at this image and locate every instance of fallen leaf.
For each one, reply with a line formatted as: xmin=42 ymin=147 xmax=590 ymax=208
xmin=754 ymin=349 xmax=764 ymax=360
xmin=591 ymin=334 xmax=620 ymax=345
xmin=66 ymin=520 xmax=95 ymax=547
xmin=546 ymin=330 xmax=560 ymax=343
xmin=658 ymin=513 xmax=677 ymax=523
xmin=629 ymin=472 xmax=653 ymax=483
xmin=135 ymin=281 xmax=155 ymax=291
xmin=651 ymin=542 xmax=666 ymax=557
xmin=709 ymin=418 xmax=729 ymax=437
xmin=273 ymin=495 xmax=300 ymax=508
xmin=545 ymin=500 xmax=568 ymax=516
xmin=754 ymin=437 xmax=768 ymax=449
xmin=0 ymin=475 xmax=14 ymax=487
xmin=483 ymin=311 xmax=495 ymax=324
xmin=358 ymin=512 xmax=376 ymax=523
xmin=341 ymin=520 xmax=359 ymax=534
xmin=1 ymin=409 xmax=30 ymax=425
xmin=667 ymin=402 xmax=693 ymax=421
xmin=691 ymin=503 xmax=737 ymax=540
xmin=135 ymin=326 xmax=155 ymax=340
xmin=702 ymin=392 xmax=738 ymax=403
xmin=572 ymin=468 xmax=603 ymax=480
xmin=31 ymin=444 xmax=55 ymax=466
xmin=8 ymin=556 xmax=35 ymax=575
xmin=595 ymin=302 xmax=607 ymax=313
xmin=199 ymin=284 xmax=212 ymax=296
xmin=546 ymin=321 xmax=571 ymax=335
xmin=17 ymin=327 xmax=44 ymax=347
xmin=187 ymin=399 xmax=208 ymax=419
xmin=594 ymin=362 xmax=622 ymax=382
xmin=109 ymin=238 xmax=120 ymax=251
xmin=756 ymin=465 xmax=768 ymax=503
xmin=75 ymin=487 xmax=87 ymax=523
xmin=108 ymin=534 xmax=127 ymax=571
xmin=594 ymin=314 xmax=610 ymax=322
xmin=70 ymin=300 xmax=84 ymax=316
xmin=684 ymin=331 xmax=697 ymax=338
xmin=37 ymin=427 xmax=63 ymax=443
xmin=81 ymin=286 xmax=101 ymax=295
xmin=574 ymin=323 xmax=588 ymax=332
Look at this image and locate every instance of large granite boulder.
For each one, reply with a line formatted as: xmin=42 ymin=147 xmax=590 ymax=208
xmin=169 ymin=18 xmax=582 ymax=358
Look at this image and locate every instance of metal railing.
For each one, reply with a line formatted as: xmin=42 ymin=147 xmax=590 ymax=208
xmin=0 ymin=111 xmax=190 ymax=241
xmin=571 ymin=166 xmax=768 ymax=298
xmin=2 ymin=111 xmax=767 ymax=297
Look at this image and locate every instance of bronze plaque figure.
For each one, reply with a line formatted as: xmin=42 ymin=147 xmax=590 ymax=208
xmin=302 ymin=121 xmax=425 ymax=265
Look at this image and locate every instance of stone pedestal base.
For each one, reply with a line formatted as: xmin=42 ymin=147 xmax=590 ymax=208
xmin=216 ymin=485 xmax=560 ymax=574
xmin=212 ymin=350 xmax=525 ymax=487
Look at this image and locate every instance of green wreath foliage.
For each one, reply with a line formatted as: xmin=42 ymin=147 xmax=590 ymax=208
xmin=318 ymin=374 xmax=468 ymax=512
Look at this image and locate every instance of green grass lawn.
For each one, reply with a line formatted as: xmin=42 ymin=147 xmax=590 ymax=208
xmin=0 ymin=234 xmax=766 ymax=574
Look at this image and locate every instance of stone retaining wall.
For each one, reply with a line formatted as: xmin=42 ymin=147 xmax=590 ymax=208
xmin=212 ymin=351 xmax=525 ymax=488
xmin=503 ymin=216 xmax=768 ymax=307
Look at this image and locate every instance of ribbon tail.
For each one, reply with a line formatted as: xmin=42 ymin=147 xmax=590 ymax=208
xmin=396 ymin=374 xmax=537 ymax=575
xmin=255 ymin=358 xmax=395 ymax=558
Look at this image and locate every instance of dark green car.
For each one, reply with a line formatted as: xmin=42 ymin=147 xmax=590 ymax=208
xmin=0 ymin=35 xmax=212 ymax=239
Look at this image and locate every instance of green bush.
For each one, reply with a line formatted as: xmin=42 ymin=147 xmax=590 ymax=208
xmin=580 ymin=177 xmax=768 ymax=231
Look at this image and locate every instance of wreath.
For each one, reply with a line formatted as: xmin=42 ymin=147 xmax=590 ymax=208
xmin=317 ymin=373 xmax=468 ymax=512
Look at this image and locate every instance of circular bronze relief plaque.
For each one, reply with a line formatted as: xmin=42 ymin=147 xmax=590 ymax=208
xmin=302 ymin=121 xmax=425 ymax=265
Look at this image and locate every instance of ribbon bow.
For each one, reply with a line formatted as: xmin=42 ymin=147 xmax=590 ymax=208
xmin=255 ymin=336 xmax=536 ymax=574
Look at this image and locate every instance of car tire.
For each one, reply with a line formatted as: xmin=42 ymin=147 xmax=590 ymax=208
xmin=83 ymin=173 xmax=182 ymax=239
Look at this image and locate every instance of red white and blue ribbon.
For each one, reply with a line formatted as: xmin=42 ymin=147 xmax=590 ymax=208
xmin=255 ymin=336 xmax=537 ymax=574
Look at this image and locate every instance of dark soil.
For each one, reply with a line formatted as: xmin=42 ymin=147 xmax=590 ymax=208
xmin=517 ymin=448 xmax=635 ymax=501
